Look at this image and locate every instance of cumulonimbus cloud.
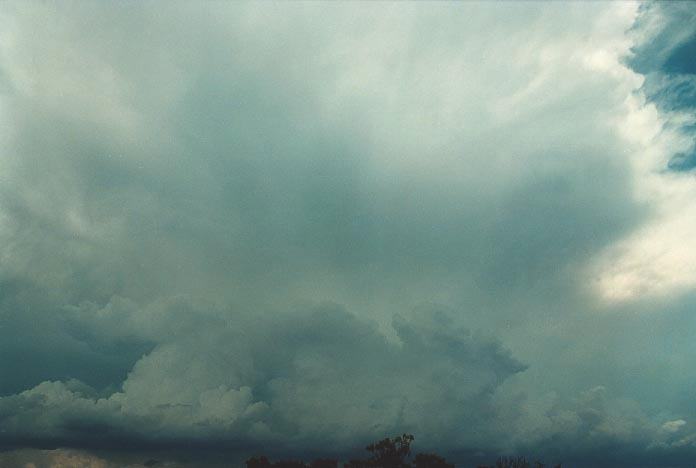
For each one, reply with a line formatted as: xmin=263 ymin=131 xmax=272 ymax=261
xmin=1 ymin=1 xmax=696 ymax=466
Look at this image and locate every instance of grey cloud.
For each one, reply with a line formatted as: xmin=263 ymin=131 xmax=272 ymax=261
xmin=0 ymin=279 xmax=149 ymax=396
xmin=0 ymin=302 xmax=525 ymax=454
xmin=628 ymin=1 xmax=696 ymax=171
xmin=0 ymin=1 xmax=695 ymax=466
xmin=0 ymin=1 xmax=643 ymax=308
xmin=627 ymin=2 xmax=696 ymax=76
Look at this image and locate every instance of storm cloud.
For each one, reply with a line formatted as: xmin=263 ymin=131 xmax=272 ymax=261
xmin=1 ymin=1 xmax=696 ymax=466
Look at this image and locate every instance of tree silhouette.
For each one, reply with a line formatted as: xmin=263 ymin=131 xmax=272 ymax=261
xmin=247 ymin=456 xmax=272 ymax=468
xmin=311 ymin=460 xmax=339 ymax=468
xmin=365 ymin=433 xmax=415 ymax=468
xmin=413 ymin=453 xmax=454 ymax=468
xmin=273 ymin=461 xmax=308 ymax=468
xmin=344 ymin=433 xmax=415 ymax=468
xmin=477 ymin=457 xmax=561 ymax=468
xmin=244 ymin=434 xmax=558 ymax=468
xmin=246 ymin=455 xmax=337 ymax=468
xmin=495 ymin=457 xmax=529 ymax=468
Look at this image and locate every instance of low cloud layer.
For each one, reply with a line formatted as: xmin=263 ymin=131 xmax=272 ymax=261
xmin=1 ymin=1 xmax=696 ymax=466
xmin=1 ymin=302 xmax=526 ymax=453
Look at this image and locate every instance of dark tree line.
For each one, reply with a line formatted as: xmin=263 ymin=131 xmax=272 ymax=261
xmin=477 ymin=456 xmax=562 ymax=468
xmin=245 ymin=434 xmax=560 ymax=468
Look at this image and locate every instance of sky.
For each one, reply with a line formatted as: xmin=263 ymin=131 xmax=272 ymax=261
xmin=0 ymin=1 xmax=696 ymax=467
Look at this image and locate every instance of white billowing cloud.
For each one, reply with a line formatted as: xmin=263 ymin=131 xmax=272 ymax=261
xmin=590 ymin=2 xmax=696 ymax=303
xmin=590 ymin=88 xmax=696 ymax=302
xmin=491 ymin=384 xmax=675 ymax=455
xmin=3 ymin=296 xmax=692 ymax=460
xmin=593 ymin=193 xmax=696 ymax=302
xmin=0 ymin=299 xmax=526 ymax=450
xmin=662 ymin=419 xmax=687 ymax=434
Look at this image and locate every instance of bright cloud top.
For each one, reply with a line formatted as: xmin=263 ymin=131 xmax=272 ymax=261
xmin=592 ymin=2 xmax=696 ymax=302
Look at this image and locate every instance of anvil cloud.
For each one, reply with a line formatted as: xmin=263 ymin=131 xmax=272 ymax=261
xmin=1 ymin=2 xmax=696 ymax=467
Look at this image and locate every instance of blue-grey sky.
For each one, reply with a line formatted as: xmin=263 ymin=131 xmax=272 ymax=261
xmin=1 ymin=2 xmax=696 ymax=467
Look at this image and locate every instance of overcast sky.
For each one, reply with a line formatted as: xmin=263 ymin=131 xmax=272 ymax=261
xmin=1 ymin=1 xmax=696 ymax=467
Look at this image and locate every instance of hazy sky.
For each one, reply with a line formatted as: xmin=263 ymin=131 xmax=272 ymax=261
xmin=1 ymin=1 xmax=696 ymax=467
